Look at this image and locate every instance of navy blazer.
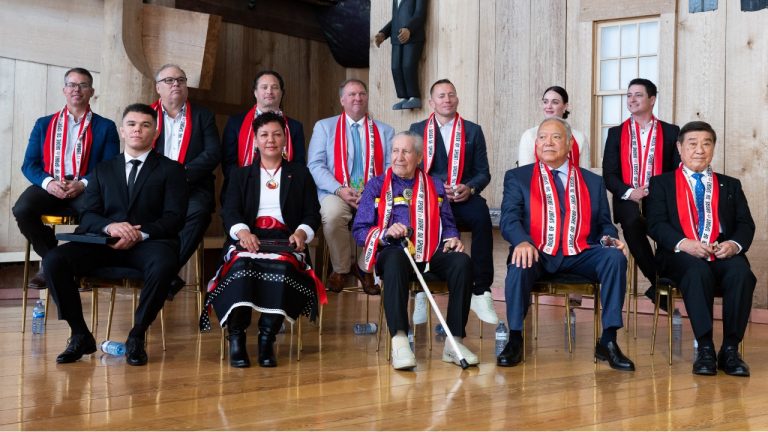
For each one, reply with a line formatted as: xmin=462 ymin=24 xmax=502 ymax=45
xmin=500 ymin=164 xmax=617 ymax=254
xmin=602 ymin=119 xmax=680 ymax=221
xmin=76 ymin=152 xmax=189 ymax=246
xmin=409 ymin=118 xmax=491 ymax=192
xmin=21 ymin=112 xmax=120 ymax=187
xmin=379 ymin=0 xmax=427 ymax=45
xmin=646 ymin=170 xmax=755 ymax=258
xmin=153 ymin=102 xmax=221 ymax=196
xmin=220 ymin=159 xmax=320 ymax=249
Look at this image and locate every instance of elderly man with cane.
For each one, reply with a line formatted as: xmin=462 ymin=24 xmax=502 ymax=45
xmin=352 ymin=131 xmax=476 ymax=370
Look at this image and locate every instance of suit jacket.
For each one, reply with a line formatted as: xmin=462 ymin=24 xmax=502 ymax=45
xmin=221 ymin=159 xmax=321 ymax=249
xmin=153 ymin=102 xmax=221 ymax=198
xmin=76 ymin=152 xmax=189 ymax=246
xmin=646 ymin=170 xmax=755 ymax=259
xmin=379 ymin=0 xmax=427 ymax=45
xmin=409 ymin=118 xmax=491 ymax=192
xmin=21 ymin=112 xmax=120 ymax=187
xmin=500 ymin=164 xmax=617 ymax=263
xmin=307 ymin=115 xmax=395 ymax=201
xmin=602 ymin=119 xmax=680 ymax=222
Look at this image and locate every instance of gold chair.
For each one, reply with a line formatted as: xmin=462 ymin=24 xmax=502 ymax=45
xmin=179 ymin=241 xmax=205 ymax=317
xmin=526 ymin=273 xmax=601 ymax=361
xmin=623 ymin=254 xmax=639 ymax=338
xmin=21 ymin=212 xmax=78 ymax=333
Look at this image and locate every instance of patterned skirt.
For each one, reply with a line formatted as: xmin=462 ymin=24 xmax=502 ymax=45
xmin=199 ymin=244 xmax=326 ymax=332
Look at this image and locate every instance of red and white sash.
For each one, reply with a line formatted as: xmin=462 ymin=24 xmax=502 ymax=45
xmin=619 ymin=116 xmax=664 ymax=188
xmin=362 ymin=168 xmax=441 ymax=271
xmin=423 ymin=112 xmax=465 ymax=186
xmin=529 ymin=162 xmax=591 ymax=256
xmin=237 ymin=106 xmax=295 ymax=166
xmin=675 ymin=166 xmax=719 ymax=261
xmin=151 ymin=99 xmax=193 ymax=164
xmin=43 ymin=105 xmax=93 ymax=180
xmin=333 ymin=112 xmax=384 ymax=187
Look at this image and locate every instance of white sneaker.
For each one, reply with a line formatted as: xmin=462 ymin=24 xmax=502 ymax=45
xmin=412 ymin=292 xmax=427 ymax=325
xmin=391 ymin=334 xmax=416 ymax=370
xmin=442 ymin=339 xmax=479 ymax=366
xmin=470 ymin=291 xmax=499 ymax=324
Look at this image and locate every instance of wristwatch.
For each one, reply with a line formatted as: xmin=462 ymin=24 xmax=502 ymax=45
xmin=470 ymin=187 xmax=476 ymax=195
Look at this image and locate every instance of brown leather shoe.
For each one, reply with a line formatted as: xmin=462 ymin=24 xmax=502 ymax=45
xmin=326 ymin=272 xmax=346 ymax=293
xmin=28 ymin=270 xmax=47 ymax=289
xmin=355 ymin=267 xmax=380 ymax=295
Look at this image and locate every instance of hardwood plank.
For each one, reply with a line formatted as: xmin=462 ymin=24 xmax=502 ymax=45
xmin=0 ymin=59 xmax=15 ymax=250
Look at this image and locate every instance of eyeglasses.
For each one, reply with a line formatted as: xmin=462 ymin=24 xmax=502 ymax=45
xmin=157 ymin=77 xmax=188 ymax=86
xmin=64 ymin=82 xmax=92 ymax=90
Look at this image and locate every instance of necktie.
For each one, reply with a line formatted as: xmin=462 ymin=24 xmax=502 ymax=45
xmin=350 ymin=123 xmax=364 ymax=188
xmin=692 ymin=172 xmax=705 ymax=237
xmin=127 ymin=159 xmax=142 ymax=197
xmin=554 ymin=170 xmax=566 ymax=217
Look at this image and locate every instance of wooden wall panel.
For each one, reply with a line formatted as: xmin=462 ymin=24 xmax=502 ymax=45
xmin=0 ymin=59 xmax=16 ymax=251
xmin=477 ymin=0 xmax=496 ymax=193
xmin=566 ymin=0 xmax=597 ymax=167
xmin=724 ymin=3 xmax=768 ymax=307
xmin=436 ymin=0 xmax=480 ymax=121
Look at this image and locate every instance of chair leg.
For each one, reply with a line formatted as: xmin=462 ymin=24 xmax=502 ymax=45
xmin=651 ymin=292 xmax=660 ymax=355
xmin=425 ymin=297 xmax=431 ymax=351
xmin=566 ymin=298 xmax=573 ymax=354
xmin=533 ymin=294 xmax=539 ymax=340
xmin=107 ymin=287 xmax=117 ymax=341
xmin=220 ymin=327 xmax=226 ymax=361
xmin=21 ymin=240 xmax=32 ymax=333
xmin=376 ymin=293 xmax=384 ymax=353
xmin=160 ymin=309 xmax=166 ymax=351
xmin=91 ymin=286 xmax=98 ymax=337
xmin=297 ymin=317 xmax=302 ymax=361
xmin=667 ymin=292 xmax=673 ymax=365
xmin=44 ymin=289 xmax=51 ymax=325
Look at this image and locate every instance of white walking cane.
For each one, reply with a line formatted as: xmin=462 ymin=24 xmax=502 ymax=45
xmin=394 ymin=236 xmax=470 ymax=369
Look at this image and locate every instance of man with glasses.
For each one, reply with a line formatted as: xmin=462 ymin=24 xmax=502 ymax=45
xmin=151 ymin=64 xmax=221 ymax=298
xmin=13 ymin=67 xmax=120 ymax=289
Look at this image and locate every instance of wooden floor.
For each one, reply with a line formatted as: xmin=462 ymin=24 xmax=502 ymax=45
xmin=2 ymin=290 xmax=766 ymax=431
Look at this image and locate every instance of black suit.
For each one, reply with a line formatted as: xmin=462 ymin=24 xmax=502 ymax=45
xmin=647 ymin=170 xmax=755 ymax=346
xmin=409 ymin=118 xmax=493 ymax=294
xmin=220 ymin=159 xmax=321 ymax=330
xmin=379 ymin=0 xmax=427 ymax=99
xmin=154 ymin=102 xmax=221 ymax=267
xmin=602 ymin=120 xmax=680 ymax=282
xmin=44 ymin=152 xmax=189 ymax=334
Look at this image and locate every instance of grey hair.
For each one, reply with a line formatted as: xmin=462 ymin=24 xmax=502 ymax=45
xmin=538 ymin=117 xmax=573 ymax=144
xmin=393 ymin=131 xmax=424 ymax=156
xmin=338 ymin=78 xmax=368 ymax=97
xmin=155 ymin=64 xmax=186 ymax=81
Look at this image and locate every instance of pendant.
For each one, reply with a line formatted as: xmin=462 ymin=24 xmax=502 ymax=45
xmin=402 ymin=188 xmax=413 ymax=200
xmin=266 ymin=179 xmax=279 ymax=189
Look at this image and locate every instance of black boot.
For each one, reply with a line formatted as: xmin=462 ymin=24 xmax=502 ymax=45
xmin=257 ymin=313 xmax=282 ymax=367
xmin=227 ymin=329 xmax=250 ymax=368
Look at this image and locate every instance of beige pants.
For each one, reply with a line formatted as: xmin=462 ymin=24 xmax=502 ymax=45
xmin=320 ymin=194 xmax=366 ymax=273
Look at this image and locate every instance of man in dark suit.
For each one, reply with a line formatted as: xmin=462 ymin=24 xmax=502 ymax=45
xmin=151 ymin=64 xmax=221 ymax=297
xmin=221 ymin=70 xmax=306 ymax=199
xmin=409 ymin=79 xmax=497 ymax=325
xmin=44 ymin=103 xmax=188 ymax=366
xmin=602 ymin=78 xmax=680 ymax=308
xmin=647 ymin=121 xmax=755 ymax=377
xmin=498 ymin=118 xmax=634 ymax=371
xmin=374 ymin=0 xmax=427 ymax=110
xmin=13 ymin=67 xmax=120 ymax=288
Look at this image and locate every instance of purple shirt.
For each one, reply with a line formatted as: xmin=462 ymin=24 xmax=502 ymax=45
xmin=352 ymin=172 xmax=459 ymax=246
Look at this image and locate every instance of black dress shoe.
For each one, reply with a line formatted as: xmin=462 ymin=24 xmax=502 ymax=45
xmin=644 ymin=286 xmax=668 ymax=313
xmin=497 ymin=340 xmax=522 ymax=367
xmin=125 ymin=337 xmax=148 ymax=366
xmin=692 ymin=345 xmax=717 ymax=375
xmin=56 ymin=333 xmax=97 ymax=364
xmin=28 ymin=270 xmax=47 ymax=289
xmin=166 ymin=276 xmax=186 ymax=301
xmin=718 ymin=346 xmax=750 ymax=377
xmin=258 ymin=334 xmax=277 ymax=367
xmin=228 ymin=330 xmax=251 ymax=368
xmin=595 ymin=341 xmax=635 ymax=371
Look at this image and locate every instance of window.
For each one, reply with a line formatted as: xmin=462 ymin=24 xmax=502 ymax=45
xmin=595 ymin=18 xmax=660 ymax=159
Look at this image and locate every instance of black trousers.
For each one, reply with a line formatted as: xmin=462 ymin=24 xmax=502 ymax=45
xmin=391 ymin=42 xmax=423 ymax=99
xmin=615 ymin=202 xmax=657 ymax=283
xmin=660 ymin=252 xmax=755 ymax=347
xmin=44 ymin=240 xmax=178 ymax=334
xmin=178 ymin=189 xmax=213 ymax=268
xmin=376 ymin=245 xmax=472 ymax=338
xmin=226 ymin=308 xmax=284 ymax=337
xmin=451 ymin=194 xmax=494 ymax=294
xmin=12 ymin=185 xmax=86 ymax=258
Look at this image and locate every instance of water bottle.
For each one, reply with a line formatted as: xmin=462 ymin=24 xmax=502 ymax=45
xmin=563 ymin=308 xmax=576 ymax=349
xmin=31 ymin=300 xmax=45 ymax=334
xmin=101 ymin=340 xmax=126 ymax=356
xmin=408 ymin=328 xmax=415 ymax=352
xmin=435 ymin=324 xmax=446 ymax=336
xmin=352 ymin=322 xmax=378 ymax=335
xmin=671 ymin=308 xmax=682 ymax=355
xmin=495 ymin=321 xmax=508 ymax=357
